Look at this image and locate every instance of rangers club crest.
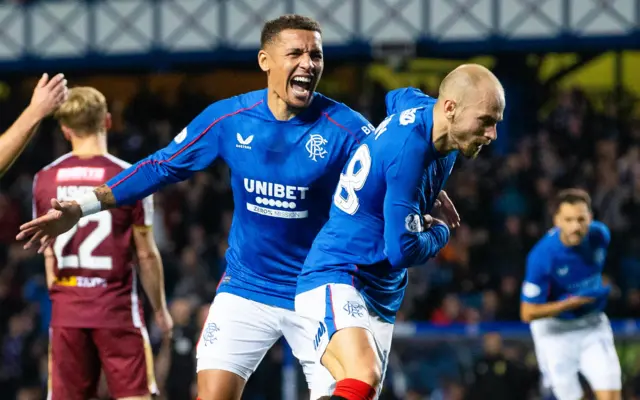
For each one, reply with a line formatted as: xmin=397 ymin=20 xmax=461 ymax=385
xmin=306 ymin=134 xmax=328 ymax=162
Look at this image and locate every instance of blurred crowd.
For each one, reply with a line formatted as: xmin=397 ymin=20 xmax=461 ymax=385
xmin=0 ymin=74 xmax=639 ymax=399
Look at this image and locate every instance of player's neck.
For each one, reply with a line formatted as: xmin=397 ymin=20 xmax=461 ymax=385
xmin=267 ymin=90 xmax=300 ymax=121
xmin=431 ymin=107 xmax=455 ymax=154
xmin=71 ymin=133 xmax=108 ymax=157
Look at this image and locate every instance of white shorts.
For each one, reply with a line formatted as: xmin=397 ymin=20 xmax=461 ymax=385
xmin=196 ymin=292 xmax=335 ymax=397
xmin=531 ymin=313 xmax=621 ymax=400
xmin=295 ymin=283 xmax=395 ymax=398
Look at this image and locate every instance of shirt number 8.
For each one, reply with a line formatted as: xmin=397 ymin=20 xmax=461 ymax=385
xmin=334 ymin=144 xmax=372 ymax=215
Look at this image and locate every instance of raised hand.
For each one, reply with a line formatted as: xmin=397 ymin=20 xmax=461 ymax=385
xmin=29 ymin=73 xmax=69 ymax=119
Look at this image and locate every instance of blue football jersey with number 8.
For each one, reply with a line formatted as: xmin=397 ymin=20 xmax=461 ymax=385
xmin=298 ymin=88 xmax=457 ymax=322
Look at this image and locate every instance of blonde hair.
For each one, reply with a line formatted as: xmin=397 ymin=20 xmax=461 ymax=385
xmin=54 ymin=86 xmax=107 ymax=135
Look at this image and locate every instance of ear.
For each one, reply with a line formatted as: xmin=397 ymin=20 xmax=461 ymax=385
xmin=104 ymin=112 xmax=112 ymax=131
xmin=258 ymin=49 xmax=269 ymax=72
xmin=60 ymin=125 xmax=73 ymax=141
xmin=443 ymin=99 xmax=457 ymax=121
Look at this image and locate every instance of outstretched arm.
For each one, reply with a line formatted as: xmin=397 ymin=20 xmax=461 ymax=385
xmin=0 ymin=73 xmax=68 ymax=177
xmin=17 ymin=102 xmax=227 ymax=251
xmin=69 ymin=102 xmax=227 ymax=215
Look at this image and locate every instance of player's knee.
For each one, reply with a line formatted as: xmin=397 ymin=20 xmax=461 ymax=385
xmin=593 ymin=390 xmax=622 ymax=400
xmin=324 ymin=327 xmax=382 ymax=387
xmin=197 ymin=369 xmax=246 ymax=400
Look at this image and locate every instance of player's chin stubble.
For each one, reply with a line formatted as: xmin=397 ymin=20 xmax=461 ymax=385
xmin=463 ymin=143 xmax=482 ymax=159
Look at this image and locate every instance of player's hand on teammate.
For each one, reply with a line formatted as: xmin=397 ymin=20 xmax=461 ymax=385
xmin=29 ymin=73 xmax=69 ymax=120
xmin=16 ymin=198 xmax=82 ymax=253
xmin=154 ymin=307 xmax=174 ymax=339
xmin=433 ymin=190 xmax=460 ymax=228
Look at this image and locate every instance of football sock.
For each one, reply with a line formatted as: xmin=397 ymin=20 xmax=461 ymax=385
xmin=330 ymin=378 xmax=376 ymax=400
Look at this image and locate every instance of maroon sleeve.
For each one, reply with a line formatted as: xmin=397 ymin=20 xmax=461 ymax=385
xmin=32 ymin=171 xmax=46 ymax=219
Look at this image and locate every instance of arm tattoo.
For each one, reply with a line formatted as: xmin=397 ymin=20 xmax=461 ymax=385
xmin=93 ymin=184 xmax=117 ymax=210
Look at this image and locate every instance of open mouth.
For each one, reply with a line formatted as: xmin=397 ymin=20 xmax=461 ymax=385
xmin=290 ymin=75 xmax=313 ymax=98
xmin=472 ymin=139 xmax=491 ymax=154
xmin=568 ymin=233 xmax=583 ymax=243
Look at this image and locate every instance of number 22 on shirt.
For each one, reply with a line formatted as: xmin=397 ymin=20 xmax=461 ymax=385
xmin=53 ymin=212 xmax=113 ymax=270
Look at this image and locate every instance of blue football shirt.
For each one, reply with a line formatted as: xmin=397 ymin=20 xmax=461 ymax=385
xmin=298 ymin=88 xmax=457 ymax=323
xmin=105 ymin=89 xmax=372 ymax=309
xmin=521 ymin=221 xmax=611 ymax=320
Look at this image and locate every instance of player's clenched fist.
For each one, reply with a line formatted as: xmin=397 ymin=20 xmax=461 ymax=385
xmin=17 ymin=198 xmax=82 ymax=253
xmin=422 ymin=214 xmax=447 ymax=230
xmin=29 ymin=73 xmax=68 ymax=119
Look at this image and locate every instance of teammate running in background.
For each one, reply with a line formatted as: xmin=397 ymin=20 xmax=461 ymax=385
xmin=0 ymin=73 xmax=68 ymax=177
xmin=18 ymin=15 xmax=372 ymax=400
xmin=521 ymin=189 xmax=621 ymax=400
xmin=295 ymin=64 xmax=505 ymax=400
xmin=32 ymin=87 xmax=172 ymax=400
